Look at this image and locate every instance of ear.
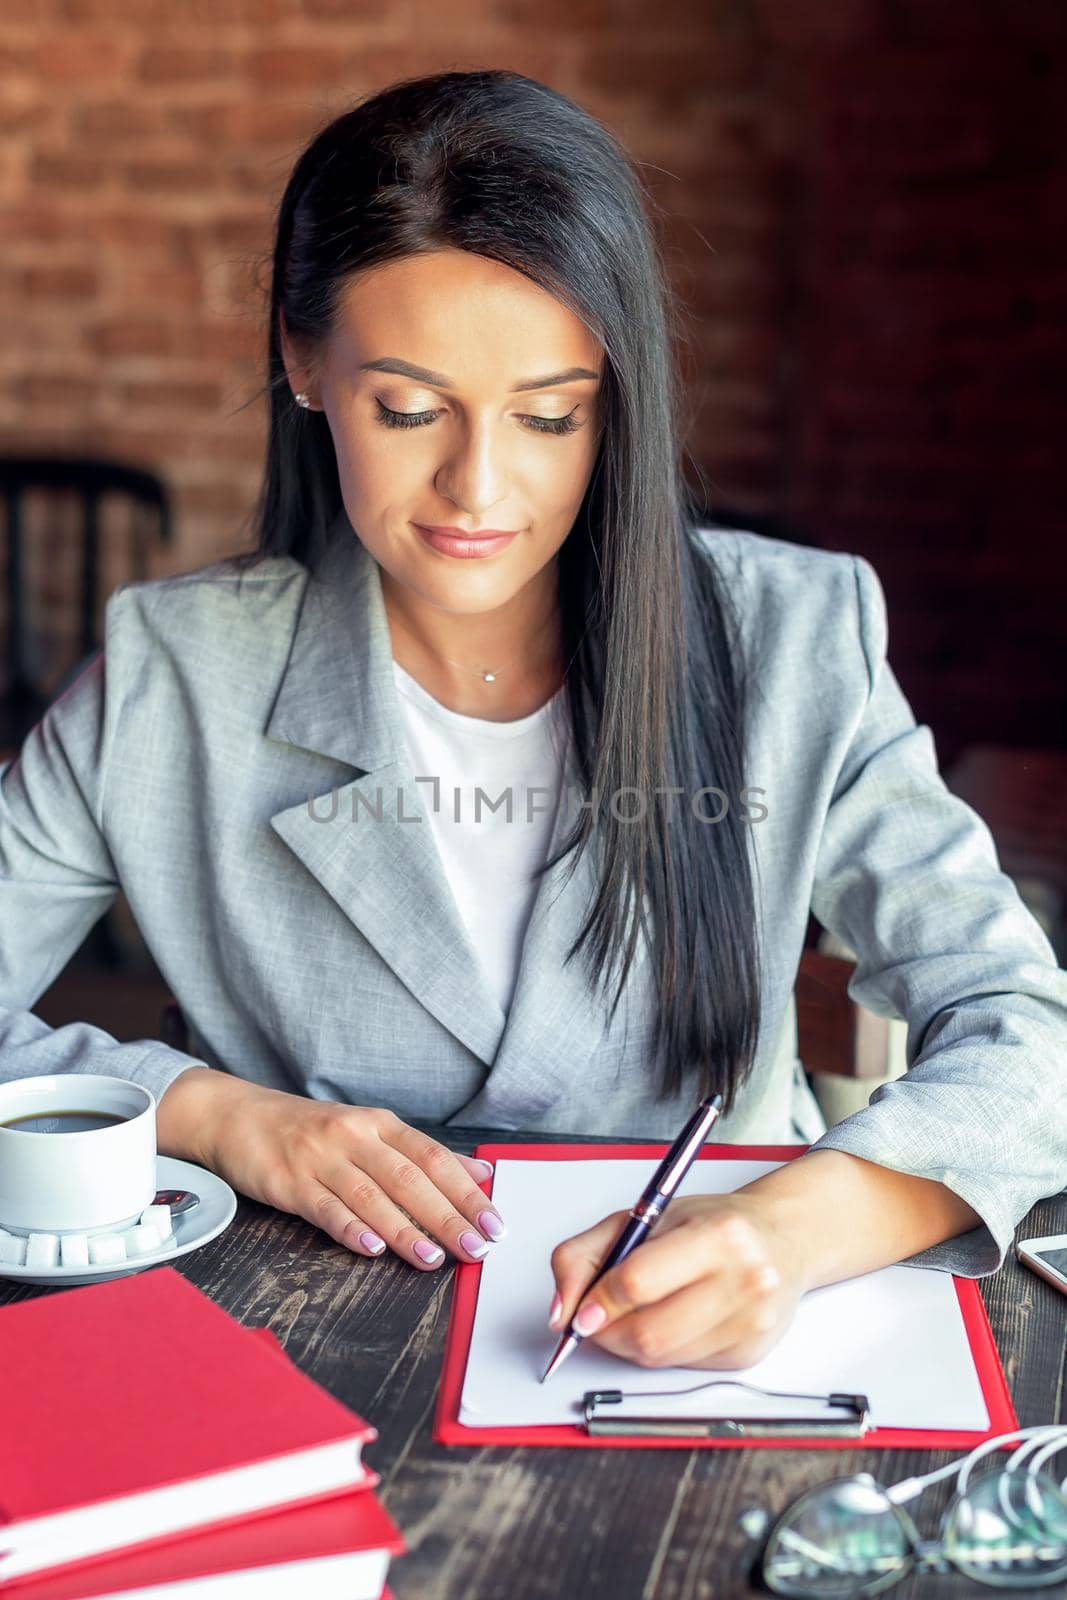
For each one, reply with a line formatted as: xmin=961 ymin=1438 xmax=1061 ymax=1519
xmin=278 ymin=310 xmax=321 ymax=410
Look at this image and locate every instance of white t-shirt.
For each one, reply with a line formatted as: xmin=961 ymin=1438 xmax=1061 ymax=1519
xmin=392 ymin=661 xmax=571 ymax=1016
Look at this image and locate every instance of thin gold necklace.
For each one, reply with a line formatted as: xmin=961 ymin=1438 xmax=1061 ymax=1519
xmin=388 ymin=606 xmax=561 ymax=685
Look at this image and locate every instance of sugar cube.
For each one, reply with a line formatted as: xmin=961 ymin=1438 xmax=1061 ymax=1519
xmin=0 ymin=1229 xmax=28 ymax=1266
xmin=25 ymin=1233 xmax=59 ymax=1269
xmin=139 ymin=1203 xmax=174 ymax=1239
xmin=88 ymin=1233 xmax=127 ymax=1265
xmin=122 ymin=1222 xmax=162 ymax=1257
xmin=59 ymin=1233 xmax=90 ymax=1268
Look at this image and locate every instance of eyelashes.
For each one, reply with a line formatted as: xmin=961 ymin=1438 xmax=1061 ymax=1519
xmin=373 ymin=398 xmax=582 ymax=437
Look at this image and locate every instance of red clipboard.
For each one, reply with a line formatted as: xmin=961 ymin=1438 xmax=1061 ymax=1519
xmin=434 ymin=1143 xmax=1017 ymax=1451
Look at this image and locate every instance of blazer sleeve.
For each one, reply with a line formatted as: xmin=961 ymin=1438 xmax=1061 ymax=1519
xmin=806 ymin=554 xmax=1067 ymax=1277
xmin=0 ymin=595 xmax=211 ymax=1106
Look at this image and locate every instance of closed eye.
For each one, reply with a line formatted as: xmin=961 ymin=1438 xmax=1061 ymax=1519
xmin=373 ymin=398 xmax=582 ymax=437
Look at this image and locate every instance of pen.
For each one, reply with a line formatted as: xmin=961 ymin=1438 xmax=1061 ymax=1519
xmin=540 ymin=1091 xmax=724 ymax=1383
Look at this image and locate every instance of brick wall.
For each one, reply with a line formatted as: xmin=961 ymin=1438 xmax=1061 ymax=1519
xmin=1 ymin=1 xmax=1064 ymax=759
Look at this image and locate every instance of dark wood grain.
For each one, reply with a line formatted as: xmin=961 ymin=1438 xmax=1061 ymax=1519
xmin=2 ymin=1128 xmax=1065 ymax=1600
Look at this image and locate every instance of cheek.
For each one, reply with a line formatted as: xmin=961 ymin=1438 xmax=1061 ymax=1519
xmin=526 ymin=440 xmax=599 ymax=516
xmin=330 ymin=419 xmax=419 ymax=503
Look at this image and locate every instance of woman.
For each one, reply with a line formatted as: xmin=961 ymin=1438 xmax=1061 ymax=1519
xmin=2 ymin=70 xmax=1065 ymax=1372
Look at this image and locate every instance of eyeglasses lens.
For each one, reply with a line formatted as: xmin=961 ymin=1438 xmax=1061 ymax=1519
xmin=942 ymin=1468 xmax=1067 ymax=1588
xmin=764 ymin=1477 xmax=910 ymax=1597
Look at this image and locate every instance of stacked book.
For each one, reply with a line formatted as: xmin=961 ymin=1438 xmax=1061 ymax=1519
xmin=0 ymin=1267 xmax=405 ymax=1598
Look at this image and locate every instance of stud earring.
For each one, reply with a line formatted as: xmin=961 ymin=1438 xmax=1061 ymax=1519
xmin=294 ymin=391 xmax=311 ymax=409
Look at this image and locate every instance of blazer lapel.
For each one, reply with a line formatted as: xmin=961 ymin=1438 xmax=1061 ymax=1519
xmin=265 ymin=515 xmax=622 ymax=1118
xmin=265 ymin=518 xmax=504 ymax=1065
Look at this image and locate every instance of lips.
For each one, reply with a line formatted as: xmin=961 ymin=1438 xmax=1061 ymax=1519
xmin=412 ymin=524 xmax=520 ymax=560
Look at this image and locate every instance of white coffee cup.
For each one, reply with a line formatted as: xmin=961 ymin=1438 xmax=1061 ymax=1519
xmin=0 ymin=1075 xmax=157 ymax=1236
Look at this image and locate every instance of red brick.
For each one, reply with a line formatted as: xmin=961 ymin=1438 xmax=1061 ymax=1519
xmin=580 ymin=35 xmax=758 ymax=99
xmin=172 ymin=478 xmax=260 ymax=516
xmin=168 ymin=101 xmax=320 ymax=150
xmin=36 ymin=35 xmax=136 ymax=83
xmin=298 ymin=0 xmax=392 ymax=14
xmin=183 ymin=321 xmax=262 ymax=363
xmin=140 ymin=47 xmax=240 ymax=84
xmin=59 ymin=0 xmax=296 ymax=15
xmin=118 ymin=267 xmax=204 ymax=308
xmin=246 ymin=47 xmax=349 ymax=88
xmin=206 ymin=216 xmax=272 ymax=255
xmin=74 ymin=101 xmax=169 ymax=142
xmin=5 ymin=101 xmax=54 ymax=137
xmin=31 ymin=150 xmax=108 ymax=190
xmin=95 ymin=212 xmax=198 ymax=254
xmin=0 ymin=204 xmax=74 ymax=246
xmin=119 ymin=378 xmax=224 ymax=410
xmin=23 ymin=264 xmax=100 ymax=300
xmin=90 ymin=320 xmax=182 ymax=358
xmin=121 ymin=158 xmax=220 ymax=194
xmin=490 ymin=0 xmax=619 ymax=25
xmin=22 ymin=374 xmax=100 ymax=411
xmin=750 ymin=0 xmax=887 ymax=45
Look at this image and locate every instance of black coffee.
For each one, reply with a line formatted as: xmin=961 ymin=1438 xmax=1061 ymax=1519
xmin=0 ymin=1110 xmax=130 ymax=1134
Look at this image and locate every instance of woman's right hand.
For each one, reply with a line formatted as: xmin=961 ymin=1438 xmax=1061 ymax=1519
xmin=157 ymin=1067 xmax=505 ymax=1268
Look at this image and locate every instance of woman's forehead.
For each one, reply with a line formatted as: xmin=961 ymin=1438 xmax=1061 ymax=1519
xmin=331 ymin=250 xmax=604 ymax=381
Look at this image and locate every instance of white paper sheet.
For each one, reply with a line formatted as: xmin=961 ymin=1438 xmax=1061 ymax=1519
xmin=458 ymin=1159 xmax=990 ymax=1434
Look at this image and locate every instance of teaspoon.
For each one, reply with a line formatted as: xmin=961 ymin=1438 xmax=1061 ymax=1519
xmin=152 ymin=1188 xmax=200 ymax=1218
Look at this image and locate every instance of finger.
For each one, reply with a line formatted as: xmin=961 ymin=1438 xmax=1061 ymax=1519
xmin=456 ymin=1153 xmax=496 ymax=1187
xmin=548 ymin=1210 xmax=631 ymax=1327
xmin=387 ymin=1124 xmax=507 ymax=1244
xmin=560 ymin=1211 xmax=765 ymax=1336
xmin=314 ymin=1159 xmax=456 ymax=1269
xmin=301 ymin=1178 xmax=391 ymax=1259
xmin=590 ymin=1261 xmax=782 ymax=1369
xmin=355 ymin=1139 xmax=501 ymax=1267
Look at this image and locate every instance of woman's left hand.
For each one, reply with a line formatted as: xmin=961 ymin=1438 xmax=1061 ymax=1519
xmin=548 ymin=1193 xmax=808 ymax=1370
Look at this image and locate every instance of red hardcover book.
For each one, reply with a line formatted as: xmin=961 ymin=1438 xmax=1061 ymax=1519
xmin=0 ymin=1268 xmax=378 ymax=1584
xmin=0 ymin=1481 xmax=405 ymax=1600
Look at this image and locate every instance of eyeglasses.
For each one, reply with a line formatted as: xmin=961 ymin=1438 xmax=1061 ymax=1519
xmin=742 ymin=1425 xmax=1067 ymax=1594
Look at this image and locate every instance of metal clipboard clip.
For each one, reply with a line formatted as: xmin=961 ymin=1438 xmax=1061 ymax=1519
xmin=581 ymin=1378 xmax=871 ymax=1439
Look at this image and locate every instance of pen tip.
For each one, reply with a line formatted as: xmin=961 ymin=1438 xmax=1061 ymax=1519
xmin=541 ymin=1334 xmax=578 ymax=1383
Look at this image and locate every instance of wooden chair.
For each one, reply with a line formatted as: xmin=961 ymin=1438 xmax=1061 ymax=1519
xmin=0 ymin=455 xmax=173 ymax=966
xmin=0 ymin=454 xmax=172 ymax=750
xmin=794 ymin=945 xmax=897 ymax=1081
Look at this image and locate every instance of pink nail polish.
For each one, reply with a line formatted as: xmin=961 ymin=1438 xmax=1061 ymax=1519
xmin=471 ymin=1158 xmax=494 ymax=1180
xmin=358 ymin=1230 xmax=386 ymax=1255
xmin=478 ymin=1209 xmax=506 ymax=1241
xmin=548 ymin=1291 xmax=562 ymax=1329
xmin=573 ymin=1302 xmax=607 ymax=1336
xmin=459 ymin=1229 xmax=489 ymax=1259
xmin=414 ymin=1239 xmax=444 ymax=1265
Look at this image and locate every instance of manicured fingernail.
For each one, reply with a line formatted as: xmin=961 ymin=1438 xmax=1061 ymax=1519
xmin=459 ymin=1230 xmax=489 ymax=1259
xmin=358 ymin=1230 xmax=386 ymax=1255
xmin=414 ymin=1239 xmax=444 ymax=1264
xmin=573 ymin=1302 xmax=607 ymax=1336
xmin=478 ymin=1209 xmax=506 ymax=1241
xmin=471 ymin=1158 xmax=494 ymax=1179
xmin=548 ymin=1291 xmax=562 ymax=1329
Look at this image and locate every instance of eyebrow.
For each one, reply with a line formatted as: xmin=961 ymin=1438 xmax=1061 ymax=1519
xmin=359 ymin=357 xmax=601 ymax=392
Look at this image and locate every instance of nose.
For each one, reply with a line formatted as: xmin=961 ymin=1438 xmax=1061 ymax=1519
xmin=433 ymin=415 xmax=510 ymax=521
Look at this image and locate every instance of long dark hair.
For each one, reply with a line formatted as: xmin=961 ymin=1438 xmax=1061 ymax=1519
xmin=236 ymin=69 xmax=762 ymax=1113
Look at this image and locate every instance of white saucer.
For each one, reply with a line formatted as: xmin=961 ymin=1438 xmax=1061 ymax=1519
xmin=0 ymin=1156 xmax=238 ymax=1287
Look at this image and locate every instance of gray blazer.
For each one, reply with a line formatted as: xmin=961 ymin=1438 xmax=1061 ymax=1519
xmin=2 ymin=517 xmax=1065 ymax=1278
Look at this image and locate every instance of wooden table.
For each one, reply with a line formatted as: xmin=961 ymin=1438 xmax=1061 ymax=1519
xmin=3 ymin=1127 xmax=1066 ymax=1600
